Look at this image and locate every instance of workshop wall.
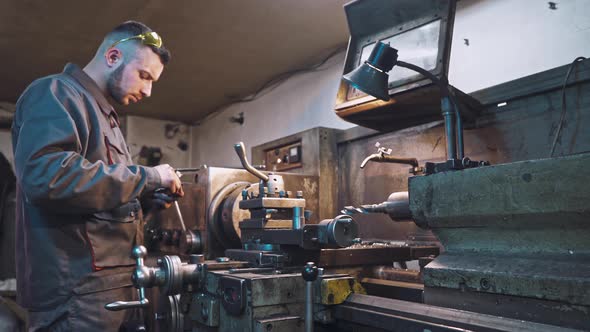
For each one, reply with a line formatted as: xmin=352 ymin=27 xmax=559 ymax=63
xmin=190 ymin=0 xmax=590 ymax=168
xmin=0 ymin=117 xmax=192 ymax=171
xmin=189 ymin=51 xmax=354 ymax=168
xmin=124 ymin=115 xmax=192 ymax=168
xmin=449 ymin=0 xmax=590 ymax=93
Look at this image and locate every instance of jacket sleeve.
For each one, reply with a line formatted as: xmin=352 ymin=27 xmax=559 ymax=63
xmin=12 ymin=77 xmax=162 ymax=214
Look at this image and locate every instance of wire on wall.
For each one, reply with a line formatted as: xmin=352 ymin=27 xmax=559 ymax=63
xmin=549 ymin=56 xmax=587 ymax=157
xmin=226 ymin=45 xmax=346 ymax=104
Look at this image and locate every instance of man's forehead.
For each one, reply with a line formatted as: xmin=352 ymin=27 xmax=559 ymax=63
xmin=131 ymin=47 xmax=164 ymax=80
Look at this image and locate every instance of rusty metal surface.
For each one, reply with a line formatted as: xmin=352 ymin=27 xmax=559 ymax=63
xmin=316 ymin=245 xmax=439 ymax=267
xmin=333 ymin=294 xmax=581 ymax=332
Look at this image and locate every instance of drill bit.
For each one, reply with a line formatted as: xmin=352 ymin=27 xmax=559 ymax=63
xmin=341 ymin=206 xmax=368 ymax=215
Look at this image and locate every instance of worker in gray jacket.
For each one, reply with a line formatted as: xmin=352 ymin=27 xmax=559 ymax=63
xmin=11 ymin=21 xmax=182 ymax=331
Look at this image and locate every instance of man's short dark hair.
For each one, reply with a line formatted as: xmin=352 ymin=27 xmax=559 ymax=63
xmin=108 ymin=21 xmax=171 ymax=65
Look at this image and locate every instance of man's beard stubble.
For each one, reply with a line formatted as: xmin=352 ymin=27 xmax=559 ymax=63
xmin=106 ymin=64 xmax=126 ymax=105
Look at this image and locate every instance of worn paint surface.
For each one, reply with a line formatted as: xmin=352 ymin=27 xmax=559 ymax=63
xmin=320 ymin=277 xmax=366 ymax=305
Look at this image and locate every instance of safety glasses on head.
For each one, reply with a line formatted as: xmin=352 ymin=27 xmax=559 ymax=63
xmin=110 ymin=31 xmax=163 ymax=49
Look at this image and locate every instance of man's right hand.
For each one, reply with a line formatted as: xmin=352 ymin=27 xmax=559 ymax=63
xmin=153 ymin=164 xmax=184 ymax=196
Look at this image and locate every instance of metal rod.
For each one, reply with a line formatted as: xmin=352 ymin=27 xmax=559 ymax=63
xmin=455 ymin=109 xmax=464 ymax=159
xmin=174 ymin=201 xmax=187 ymax=231
xmin=305 ymin=279 xmax=313 ymax=332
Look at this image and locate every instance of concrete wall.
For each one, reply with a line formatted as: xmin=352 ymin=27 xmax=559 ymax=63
xmin=191 ymin=0 xmax=590 ymax=168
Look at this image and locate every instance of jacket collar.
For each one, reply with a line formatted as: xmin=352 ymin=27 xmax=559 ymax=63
xmin=63 ymin=63 xmax=120 ymax=125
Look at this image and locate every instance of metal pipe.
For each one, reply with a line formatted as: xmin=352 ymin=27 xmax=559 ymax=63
xmin=360 ymin=153 xmax=419 ymax=169
xmin=456 ymin=109 xmax=464 ymax=160
xmin=441 ymin=96 xmax=457 ymax=160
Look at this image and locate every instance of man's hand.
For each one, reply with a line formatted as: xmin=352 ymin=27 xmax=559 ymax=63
xmin=146 ymin=191 xmax=175 ymax=210
xmin=153 ymin=164 xmax=184 ymax=197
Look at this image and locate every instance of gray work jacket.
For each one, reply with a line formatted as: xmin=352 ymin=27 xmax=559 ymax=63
xmin=12 ymin=63 xmax=163 ymax=310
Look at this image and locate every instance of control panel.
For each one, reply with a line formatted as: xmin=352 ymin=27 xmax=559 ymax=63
xmin=264 ymin=141 xmax=302 ymax=172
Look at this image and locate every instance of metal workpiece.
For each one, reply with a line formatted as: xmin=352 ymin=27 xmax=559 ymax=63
xmin=342 ymin=191 xmax=411 ymax=221
xmin=317 ymin=215 xmax=359 ymax=248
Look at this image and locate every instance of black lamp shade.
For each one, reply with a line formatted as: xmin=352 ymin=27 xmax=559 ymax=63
xmin=343 ymin=64 xmax=390 ymax=101
xmin=342 ymin=41 xmax=399 ymax=101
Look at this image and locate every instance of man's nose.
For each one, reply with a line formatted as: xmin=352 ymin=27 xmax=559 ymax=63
xmin=141 ymin=81 xmax=152 ymax=98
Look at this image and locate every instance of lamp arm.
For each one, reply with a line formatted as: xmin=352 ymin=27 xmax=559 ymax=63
xmin=396 ymin=61 xmax=464 ymax=160
xmin=395 ymin=61 xmax=445 ymax=92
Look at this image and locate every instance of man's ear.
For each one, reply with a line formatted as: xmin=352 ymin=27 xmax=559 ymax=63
xmin=105 ymin=48 xmax=123 ymax=67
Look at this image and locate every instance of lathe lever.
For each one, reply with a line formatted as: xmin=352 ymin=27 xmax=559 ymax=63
xmin=105 ymin=246 xmax=150 ymax=311
xmin=234 ymin=141 xmax=269 ymax=182
xmin=104 ymin=298 xmax=149 ymax=311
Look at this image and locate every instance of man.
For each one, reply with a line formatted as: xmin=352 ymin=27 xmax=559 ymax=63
xmin=11 ymin=21 xmax=182 ymax=330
